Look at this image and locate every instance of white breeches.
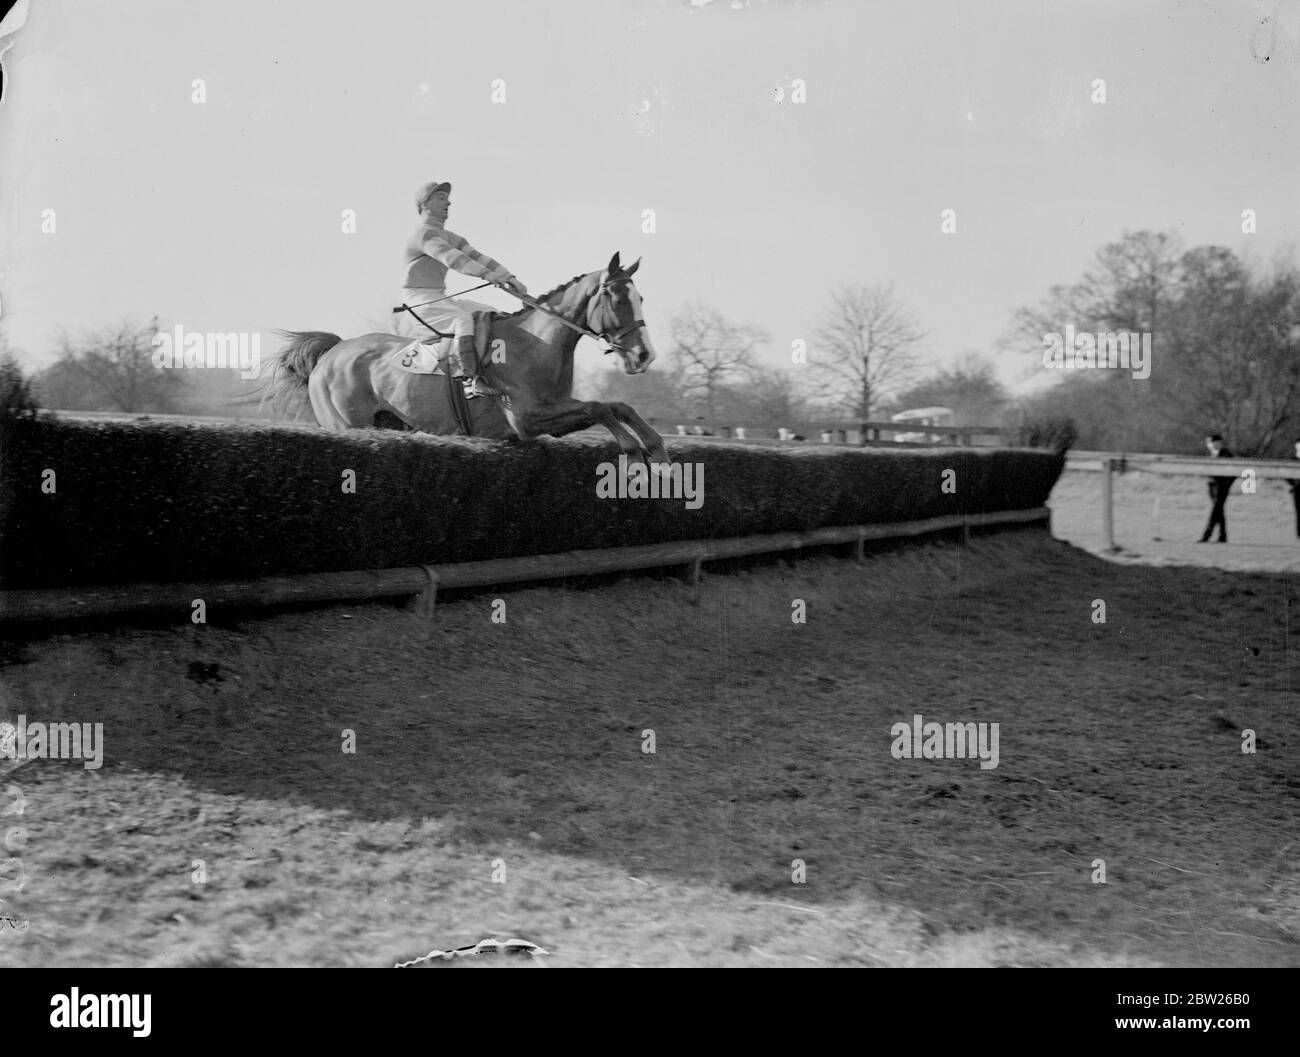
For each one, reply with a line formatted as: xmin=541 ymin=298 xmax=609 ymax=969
xmin=396 ymin=289 xmax=493 ymax=340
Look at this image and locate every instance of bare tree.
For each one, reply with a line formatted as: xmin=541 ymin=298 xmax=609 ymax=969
xmin=1009 ymin=229 xmax=1183 ymax=352
xmin=738 ymin=365 xmax=808 ymax=425
xmin=31 ymin=357 xmax=99 ymax=410
xmin=1006 ymin=230 xmax=1186 ymax=451
xmin=1157 ymin=248 xmax=1300 ymax=454
xmin=809 ymin=283 xmax=926 ymax=418
xmin=1009 ymin=232 xmax=1300 ymax=454
xmin=45 ymin=317 xmax=189 ymax=413
xmin=669 ymin=302 xmax=767 ymax=418
xmin=887 ymin=353 xmax=1009 ymax=426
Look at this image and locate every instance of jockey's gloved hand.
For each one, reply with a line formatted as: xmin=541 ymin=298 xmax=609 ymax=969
xmin=500 ymin=277 xmax=528 ymax=298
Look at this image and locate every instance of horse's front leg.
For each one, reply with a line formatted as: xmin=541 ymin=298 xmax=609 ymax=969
xmin=605 ymin=402 xmax=669 ymax=465
xmin=514 ymin=399 xmax=642 ymax=456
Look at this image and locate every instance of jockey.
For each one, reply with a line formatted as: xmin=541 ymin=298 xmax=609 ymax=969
xmin=400 ymin=180 xmax=528 ymax=377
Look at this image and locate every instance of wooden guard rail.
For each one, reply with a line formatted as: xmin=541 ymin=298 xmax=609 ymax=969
xmin=669 ymin=420 xmax=1014 ymax=446
xmin=0 ymin=508 xmax=1050 ymax=623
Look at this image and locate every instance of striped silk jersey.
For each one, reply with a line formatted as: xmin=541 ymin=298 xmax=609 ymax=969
xmin=403 ymin=220 xmax=514 ymax=291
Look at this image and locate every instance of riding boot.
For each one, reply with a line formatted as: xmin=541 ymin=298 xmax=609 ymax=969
xmin=449 ymin=336 xmax=476 ymax=379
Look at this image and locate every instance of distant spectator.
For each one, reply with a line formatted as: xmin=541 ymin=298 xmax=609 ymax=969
xmin=1199 ymin=434 xmax=1235 ymax=544
xmin=1288 ymin=439 xmax=1300 ymax=539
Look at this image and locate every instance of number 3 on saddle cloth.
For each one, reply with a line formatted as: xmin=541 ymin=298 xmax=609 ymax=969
xmin=390 ymin=311 xmax=494 ymax=383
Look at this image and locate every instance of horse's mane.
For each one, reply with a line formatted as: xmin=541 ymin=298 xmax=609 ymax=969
xmin=493 ymin=272 xmax=593 ymax=321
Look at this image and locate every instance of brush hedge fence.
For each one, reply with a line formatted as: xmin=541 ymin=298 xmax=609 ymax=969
xmin=0 ymin=418 xmax=1063 ymax=590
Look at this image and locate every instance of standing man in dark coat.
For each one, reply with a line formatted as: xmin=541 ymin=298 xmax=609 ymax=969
xmin=1288 ymin=439 xmax=1300 ymax=538
xmin=1200 ymin=434 xmax=1235 ymax=543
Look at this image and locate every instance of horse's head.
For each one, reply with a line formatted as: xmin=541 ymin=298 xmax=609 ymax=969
xmin=589 ymin=252 xmax=656 ymax=374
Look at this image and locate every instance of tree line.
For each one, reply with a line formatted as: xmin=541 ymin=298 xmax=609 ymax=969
xmin=1011 ymin=231 xmax=1300 ymax=456
xmin=5 ymin=228 xmax=1298 ymax=455
xmin=596 ymin=289 xmax=1009 ymax=439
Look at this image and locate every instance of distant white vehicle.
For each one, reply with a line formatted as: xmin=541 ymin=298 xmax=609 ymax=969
xmin=890 ymin=406 xmax=954 ymax=443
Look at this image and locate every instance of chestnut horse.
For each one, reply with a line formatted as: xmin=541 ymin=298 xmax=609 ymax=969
xmin=264 ymin=253 xmax=668 ymax=464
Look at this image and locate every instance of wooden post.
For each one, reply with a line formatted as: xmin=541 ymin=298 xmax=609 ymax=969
xmin=410 ymin=566 xmax=438 ymax=619
xmin=1101 ymin=458 xmax=1116 ymax=551
xmin=854 ymin=528 xmax=865 ymax=563
xmin=681 ymin=557 xmax=703 ymax=585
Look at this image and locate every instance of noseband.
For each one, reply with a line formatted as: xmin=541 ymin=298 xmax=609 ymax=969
xmin=587 ymin=280 xmax=647 ymax=356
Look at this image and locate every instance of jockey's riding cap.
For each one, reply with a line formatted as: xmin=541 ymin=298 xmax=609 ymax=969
xmin=415 ymin=181 xmax=452 ymax=213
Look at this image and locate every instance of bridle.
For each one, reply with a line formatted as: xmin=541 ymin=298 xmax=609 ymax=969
xmin=513 ymin=278 xmax=647 ymax=357
xmin=586 ymin=279 xmax=648 ymax=356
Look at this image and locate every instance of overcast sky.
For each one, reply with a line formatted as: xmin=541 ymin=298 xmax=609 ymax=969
xmin=1 ymin=0 xmax=1297 ymax=398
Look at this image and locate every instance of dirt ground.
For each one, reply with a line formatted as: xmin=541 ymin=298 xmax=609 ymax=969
xmin=0 ymin=477 xmax=1297 ymax=967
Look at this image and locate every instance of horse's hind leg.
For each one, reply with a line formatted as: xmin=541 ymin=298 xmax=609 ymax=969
xmin=308 ymin=372 xmax=376 ymax=430
xmin=308 ymin=383 xmax=351 ymax=430
xmin=308 ymin=356 xmax=379 ymax=426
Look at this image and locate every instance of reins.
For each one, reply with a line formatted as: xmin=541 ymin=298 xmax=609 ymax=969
xmin=392 ymin=281 xmax=497 ymax=338
xmin=394 ymin=281 xmax=646 ymax=354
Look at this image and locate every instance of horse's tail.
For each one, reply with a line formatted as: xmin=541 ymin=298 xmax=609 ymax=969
xmin=249 ymin=330 xmax=342 ymax=420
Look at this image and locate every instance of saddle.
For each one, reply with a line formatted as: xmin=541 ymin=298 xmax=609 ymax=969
xmin=390 ymin=311 xmax=493 ymax=377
